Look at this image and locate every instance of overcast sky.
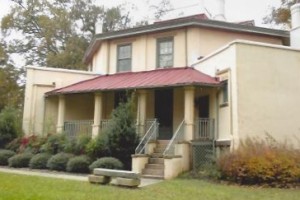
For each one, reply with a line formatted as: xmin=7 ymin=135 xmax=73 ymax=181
xmin=0 ymin=0 xmax=282 ymax=28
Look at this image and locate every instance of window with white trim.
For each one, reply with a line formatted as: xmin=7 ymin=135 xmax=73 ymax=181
xmin=157 ymin=37 xmax=173 ymax=68
xmin=117 ymin=44 xmax=132 ymax=72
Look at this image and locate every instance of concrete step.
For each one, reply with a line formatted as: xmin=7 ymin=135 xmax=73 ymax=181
xmin=142 ymin=174 xmax=164 ymax=179
xmin=149 ymin=158 xmax=164 ymax=164
xmin=145 ymin=163 xmax=164 ymax=169
xmin=142 ymin=168 xmax=164 ymax=176
xmin=157 ymin=140 xmax=170 ymax=145
xmin=153 ymin=147 xmax=166 ymax=153
xmin=151 ymin=153 xmax=163 ymax=158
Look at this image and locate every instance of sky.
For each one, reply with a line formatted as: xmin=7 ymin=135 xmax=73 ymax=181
xmin=0 ymin=0 xmax=282 ymax=28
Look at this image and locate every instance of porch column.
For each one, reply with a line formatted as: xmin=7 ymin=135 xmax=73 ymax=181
xmin=92 ymin=92 xmax=103 ymax=138
xmin=56 ymin=95 xmax=66 ymax=133
xmin=184 ymin=86 xmax=195 ymax=141
xmin=137 ymin=90 xmax=147 ymax=136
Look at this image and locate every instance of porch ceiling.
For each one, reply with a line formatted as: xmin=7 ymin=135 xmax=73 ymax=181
xmin=46 ymin=67 xmax=220 ymax=96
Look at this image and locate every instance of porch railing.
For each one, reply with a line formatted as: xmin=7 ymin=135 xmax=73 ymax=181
xmin=194 ymin=118 xmax=215 ymax=140
xmin=64 ymin=120 xmax=93 ymax=139
xmin=100 ymin=119 xmax=112 ymax=132
xmin=135 ymin=119 xmax=159 ymax=154
xmin=163 ymin=120 xmax=185 ymax=156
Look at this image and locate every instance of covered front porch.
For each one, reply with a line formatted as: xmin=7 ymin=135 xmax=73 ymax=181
xmin=44 ymin=67 xmax=221 ymax=179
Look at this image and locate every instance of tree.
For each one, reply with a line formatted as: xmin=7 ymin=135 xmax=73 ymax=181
xmin=1 ymin=0 xmax=133 ymax=70
xmin=264 ymin=0 xmax=300 ymax=28
xmin=149 ymin=0 xmax=173 ymax=20
xmin=0 ymin=43 xmax=24 ymax=111
xmin=103 ymin=93 xmax=139 ymax=170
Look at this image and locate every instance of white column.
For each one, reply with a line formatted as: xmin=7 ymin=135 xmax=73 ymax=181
xmin=56 ymin=95 xmax=66 ymax=133
xmin=184 ymin=86 xmax=195 ymax=141
xmin=137 ymin=90 xmax=147 ymax=136
xmin=92 ymin=92 xmax=103 ymax=138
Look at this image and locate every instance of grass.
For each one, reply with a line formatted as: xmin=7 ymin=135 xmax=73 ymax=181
xmin=0 ymin=172 xmax=299 ymax=200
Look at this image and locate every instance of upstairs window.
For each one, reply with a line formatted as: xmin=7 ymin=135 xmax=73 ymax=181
xmin=157 ymin=37 xmax=173 ymax=68
xmin=117 ymin=44 xmax=131 ymax=72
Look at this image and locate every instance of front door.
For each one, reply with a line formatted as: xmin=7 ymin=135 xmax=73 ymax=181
xmin=155 ymin=89 xmax=173 ymax=140
xmin=198 ymin=96 xmax=209 ymax=118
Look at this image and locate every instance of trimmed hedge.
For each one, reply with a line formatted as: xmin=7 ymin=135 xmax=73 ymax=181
xmin=29 ymin=153 xmax=52 ymax=169
xmin=89 ymin=157 xmax=123 ymax=172
xmin=66 ymin=155 xmax=91 ymax=173
xmin=0 ymin=149 xmax=16 ymax=165
xmin=218 ymin=138 xmax=300 ymax=188
xmin=8 ymin=153 xmax=33 ymax=168
xmin=47 ymin=153 xmax=73 ymax=171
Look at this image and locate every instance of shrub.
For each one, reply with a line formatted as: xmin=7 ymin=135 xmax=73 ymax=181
xmin=86 ymin=135 xmax=109 ymax=159
xmin=29 ymin=153 xmax=52 ymax=169
xmin=8 ymin=153 xmax=33 ymax=168
xmin=89 ymin=157 xmax=123 ymax=172
xmin=103 ymin=94 xmax=139 ymax=169
xmin=40 ymin=134 xmax=66 ymax=154
xmin=19 ymin=135 xmax=47 ymax=154
xmin=0 ymin=107 xmax=22 ymax=148
xmin=0 ymin=149 xmax=16 ymax=165
xmin=66 ymin=155 xmax=91 ymax=173
xmin=47 ymin=153 xmax=73 ymax=171
xmin=64 ymin=135 xmax=91 ymax=155
xmin=218 ymin=137 xmax=300 ymax=188
xmin=5 ymin=137 xmax=22 ymax=152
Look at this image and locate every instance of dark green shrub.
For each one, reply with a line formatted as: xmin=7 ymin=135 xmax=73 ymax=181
xmin=29 ymin=153 xmax=52 ymax=169
xmin=0 ymin=149 xmax=16 ymax=165
xmin=66 ymin=155 xmax=91 ymax=173
xmin=8 ymin=153 xmax=33 ymax=168
xmin=47 ymin=153 xmax=73 ymax=171
xmin=0 ymin=107 xmax=22 ymax=148
xmin=89 ymin=157 xmax=123 ymax=172
xmin=86 ymin=135 xmax=109 ymax=159
xmin=104 ymin=94 xmax=139 ymax=169
xmin=64 ymin=135 xmax=91 ymax=155
xmin=218 ymin=137 xmax=300 ymax=188
xmin=40 ymin=134 xmax=66 ymax=154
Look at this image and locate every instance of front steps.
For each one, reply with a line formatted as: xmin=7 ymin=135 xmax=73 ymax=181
xmin=141 ymin=140 xmax=168 ymax=179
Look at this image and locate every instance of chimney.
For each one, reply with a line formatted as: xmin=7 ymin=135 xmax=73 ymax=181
xmin=213 ymin=0 xmax=226 ymax=21
xmin=291 ymin=2 xmax=300 ymax=48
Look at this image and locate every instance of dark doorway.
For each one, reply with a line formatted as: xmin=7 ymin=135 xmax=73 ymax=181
xmin=198 ymin=96 xmax=209 ymax=118
xmin=155 ymin=89 xmax=173 ymax=140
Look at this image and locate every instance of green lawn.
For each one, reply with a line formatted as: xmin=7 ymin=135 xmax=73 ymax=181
xmin=0 ymin=172 xmax=299 ymax=200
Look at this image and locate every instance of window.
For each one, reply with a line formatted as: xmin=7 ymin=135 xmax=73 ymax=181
xmin=157 ymin=37 xmax=173 ymax=68
xmin=222 ymin=81 xmax=228 ymax=103
xmin=117 ymin=44 xmax=131 ymax=72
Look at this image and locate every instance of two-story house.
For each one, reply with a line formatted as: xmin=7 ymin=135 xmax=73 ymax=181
xmin=22 ymin=1 xmax=300 ymax=179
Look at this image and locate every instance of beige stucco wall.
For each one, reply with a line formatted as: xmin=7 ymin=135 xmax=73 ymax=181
xmin=23 ymin=66 xmax=97 ymax=135
xmin=195 ymin=40 xmax=300 ymax=147
xmin=235 ymin=42 xmax=300 ymax=146
xmin=65 ymin=93 xmax=94 ymax=121
xmin=91 ymin=26 xmax=283 ymax=74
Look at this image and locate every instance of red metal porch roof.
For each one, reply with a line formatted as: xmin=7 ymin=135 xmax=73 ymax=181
xmin=46 ymin=67 xmax=220 ymax=96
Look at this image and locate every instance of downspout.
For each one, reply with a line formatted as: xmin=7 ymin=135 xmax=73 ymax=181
xmin=229 ymin=69 xmax=234 ymax=149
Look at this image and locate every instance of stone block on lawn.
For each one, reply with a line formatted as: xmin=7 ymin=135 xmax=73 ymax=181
xmin=115 ymin=177 xmax=141 ymax=187
xmin=88 ymin=175 xmax=111 ymax=184
xmin=93 ymin=168 xmax=140 ymax=179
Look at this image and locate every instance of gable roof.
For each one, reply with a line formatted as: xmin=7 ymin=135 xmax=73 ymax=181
xmin=84 ymin=15 xmax=289 ymax=64
xmin=46 ymin=67 xmax=220 ymax=96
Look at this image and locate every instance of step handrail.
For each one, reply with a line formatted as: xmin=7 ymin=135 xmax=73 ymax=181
xmin=135 ymin=119 xmax=159 ymax=154
xmin=163 ymin=120 xmax=185 ymax=156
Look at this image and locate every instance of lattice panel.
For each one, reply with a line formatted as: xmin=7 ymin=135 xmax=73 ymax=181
xmin=192 ymin=141 xmax=215 ymax=171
